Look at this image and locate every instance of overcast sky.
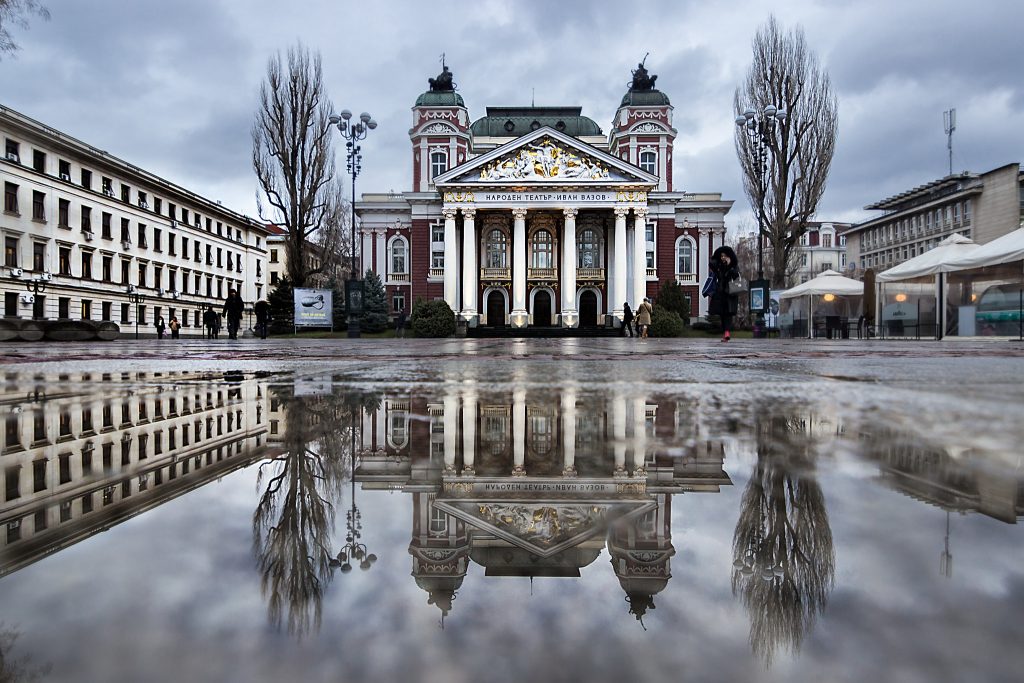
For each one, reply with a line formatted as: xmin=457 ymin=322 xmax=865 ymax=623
xmin=2 ymin=0 xmax=1022 ymax=234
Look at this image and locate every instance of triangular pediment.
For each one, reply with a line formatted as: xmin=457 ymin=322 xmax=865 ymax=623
xmin=434 ymin=126 xmax=658 ymax=187
xmin=433 ymin=497 xmax=656 ymax=558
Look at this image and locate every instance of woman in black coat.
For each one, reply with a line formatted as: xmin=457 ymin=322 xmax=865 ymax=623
xmin=709 ymin=245 xmax=740 ymax=341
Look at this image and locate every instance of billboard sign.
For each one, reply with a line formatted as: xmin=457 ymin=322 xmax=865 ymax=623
xmin=293 ymin=288 xmax=332 ymax=328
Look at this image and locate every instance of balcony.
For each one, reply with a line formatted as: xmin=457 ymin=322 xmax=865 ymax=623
xmin=428 ymin=267 xmax=444 ymax=279
xmin=480 ymin=267 xmax=510 ymax=281
xmin=576 ymin=267 xmax=605 ymax=280
xmin=675 ymin=273 xmax=697 ymax=285
xmin=389 ymin=272 xmax=410 ymax=283
xmin=645 ymin=267 xmax=657 ymax=277
xmin=528 ymin=267 xmax=557 ymax=280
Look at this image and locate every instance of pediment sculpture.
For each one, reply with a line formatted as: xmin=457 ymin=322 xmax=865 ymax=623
xmin=478 ymin=140 xmax=610 ymax=181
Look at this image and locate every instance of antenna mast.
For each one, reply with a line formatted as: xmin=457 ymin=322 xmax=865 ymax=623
xmin=943 ymin=108 xmax=956 ymax=176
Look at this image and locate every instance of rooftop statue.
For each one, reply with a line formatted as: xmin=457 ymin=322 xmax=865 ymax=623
xmin=630 ymin=55 xmax=658 ymax=91
xmin=429 ymin=65 xmax=455 ymax=92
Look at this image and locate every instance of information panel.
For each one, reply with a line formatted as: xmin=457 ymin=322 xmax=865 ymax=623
xmin=293 ymin=288 xmax=332 ymax=328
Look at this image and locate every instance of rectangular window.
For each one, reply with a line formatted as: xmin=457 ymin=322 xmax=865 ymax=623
xmin=121 ymin=184 xmax=131 ymax=203
xmin=102 ymin=177 xmax=114 ymax=196
xmin=101 ymin=212 xmax=112 ymax=239
xmin=32 ymin=242 xmax=45 ymax=272
xmin=58 ymin=247 xmax=71 ymax=276
xmin=32 ymin=190 xmax=45 ymax=221
xmin=81 ymin=206 xmax=92 ymax=233
xmin=270 ymin=249 xmax=278 ymax=263
xmin=81 ymin=299 xmax=92 ymax=320
xmin=5 ymin=467 xmax=20 ymax=501
xmin=102 ymin=301 xmax=111 ymax=322
xmin=154 ymin=197 xmax=162 ymax=214
xmin=4 ymin=236 xmax=17 ymax=267
xmin=102 ymin=254 xmax=112 ymax=282
xmin=138 ymin=263 xmax=147 ymax=287
xmin=154 ymin=228 xmax=162 ymax=251
xmin=58 ymin=159 xmax=71 ymax=180
xmin=32 ymin=149 xmax=45 ymax=173
xmin=138 ymin=224 xmax=147 ymax=248
xmin=81 ymin=252 xmax=93 ymax=280
xmin=81 ymin=169 xmax=92 ymax=190
xmin=121 ymin=259 xmax=130 ymax=284
xmin=3 ymin=182 xmax=18 ymax=214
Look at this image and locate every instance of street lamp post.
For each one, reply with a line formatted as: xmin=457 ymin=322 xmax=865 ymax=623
xmin=736 ymin=104 xmax=786 ymax=333
xmin=127 ymin=285 xmax=146 ymax=340
xmin=328 ymin=109 xmax=377 ymax=338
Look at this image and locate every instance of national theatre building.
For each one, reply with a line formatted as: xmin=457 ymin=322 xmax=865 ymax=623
xmin=356 ymin=62 xmax=733 ymax=329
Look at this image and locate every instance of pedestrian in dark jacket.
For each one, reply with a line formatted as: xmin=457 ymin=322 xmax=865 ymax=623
xmin=155 ymin=316 xmax=166 ymax=339
xmin=709 ymin=245 xmax=740 ymax=341
xmin=254 ymin=300 xmax=270 ymax=339
xmin=203 ymin=308 xmax=217 ymax=339
xmin=622 ymin=302 xmax=634 ymax=337
xmin=222 ymin=289 xmax=245 ymax=340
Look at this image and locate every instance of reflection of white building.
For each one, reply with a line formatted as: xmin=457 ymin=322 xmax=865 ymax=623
xmin=351 ymin=384 xmax=732 ymax=619
xmin=0 ymin=372 xmax=273 ymax=575
xmin=356 ymin=62 xmax=733 ymax=328
xmin=1 ymin=106 xmax=271 ymax=335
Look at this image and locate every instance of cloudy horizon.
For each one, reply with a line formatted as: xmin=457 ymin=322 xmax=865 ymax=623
xmin=2 ymin=0 xmax=1021 ymax=236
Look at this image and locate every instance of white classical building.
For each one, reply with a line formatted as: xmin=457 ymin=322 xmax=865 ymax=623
xmin=356 ymin=62 xmax=733 ymax=328
xmin=1 ymin=104 xmax=270 ymax=336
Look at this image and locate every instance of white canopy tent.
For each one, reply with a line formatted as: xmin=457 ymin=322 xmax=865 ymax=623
xmin=942 ymin=228 xmax=1024 ymax=270
xmin=877 ymin=234 xmax=978 ymax=281
xmin=875 ymin=234 xmax=979 ymax=339
xmin=779 ymin=270 xmax=864 ymax=338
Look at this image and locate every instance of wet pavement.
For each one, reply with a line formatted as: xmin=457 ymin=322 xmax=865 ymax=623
xmin=0 ymin=338 xmax=1022 ymax=682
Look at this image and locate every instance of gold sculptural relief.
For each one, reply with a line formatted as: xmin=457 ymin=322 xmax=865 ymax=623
xmin=479 ymin=140 xmax=611 ymax=181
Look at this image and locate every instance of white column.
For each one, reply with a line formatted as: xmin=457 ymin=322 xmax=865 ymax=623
xmin=511 ymin=208 xmax=528 ymax=328
xmin=512 ymin=389 xmax=526 ymax=476
xmin=375 ymin=229 xmax=386 ymax=281
xmin=442 ymin=207 xmax=459 ymax=311
xmin=375 ymin=405 xmax=385 ymax=452
xmin=612 ymin=395 xmax=626 ymax=477
xmin=698 ymin=228 xmax=711 ymax=318
xmin=462 ymin=391 xmax=477 ymax=475
xmin=633 ymin=208 xmax=648 ymax=310
xmin=561 ymin=207 xmax=578 ymax=327
xmin=561 ymin=387 xmax=577 ymax=477
xmin=461 ymin=208 xmax=478 ymax=322
xmin=361 ymin=230 xmax=373 ymax=278
xmin=613 ymin=207 xmax=628 ymax=320
xmin=632 ymin=397 xmax=648 ymax=478
xmin=443 ymin=394 xmax=458 ymax=474
xmin=362 ymin=410 xmax=373 ymax=451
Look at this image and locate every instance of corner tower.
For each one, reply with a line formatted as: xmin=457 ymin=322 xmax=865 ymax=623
xmin=410 ymin=61 xmax=471 ymax=193
xmin=609 ymin=59 xmax=677 ymax=192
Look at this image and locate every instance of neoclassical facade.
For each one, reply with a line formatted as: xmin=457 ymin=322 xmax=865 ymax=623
xmin=357 ymin=63 xmax=733 ymax=328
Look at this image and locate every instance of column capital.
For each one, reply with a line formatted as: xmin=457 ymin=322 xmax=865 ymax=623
xmin=374 ymin=228 xmax=387 ymax=236
xmin=614 ymin=207 xmax=630 ymax=219
xmin=461 ymin=207 xmax=476 ymax=219
xmin=511 ymin=207 xmax=528 ymax=221
xmin=562 ymin=207 xmax=579 ymax=219
xmin=634 ymin=207 xmax=649 ymax=219
xmin=442 ymin=207 xmax=458 ymax=220
xmin=698 ymin=228 xmax=710 ymax=237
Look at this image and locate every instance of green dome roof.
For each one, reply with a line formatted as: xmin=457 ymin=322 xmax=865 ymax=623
xmin=620 ymin=89 xmax=671 ymax=107
xmin=414 ymin=90 xmax=466 ymax=107
xmin=470 ymin=106 xmax=602 ymax=137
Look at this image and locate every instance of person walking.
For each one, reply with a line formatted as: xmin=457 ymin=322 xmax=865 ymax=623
xmin=622 ymin=302 xmax=635 ymax=337
xmin=155 ymin=316 xmax=166 ymax=340
xmin=203 ymin=308 xmax=217 ymax=340
xmin=709 ymin=245 xmax=740 ymax=342
xmin=169 ymin=316 xmax=180 ymax=339
xmin=636 ymin=297 xmax=653 ymax=339
xmin=222 ymin=289 xmax=245 ymax=340
xmin=394 ymin=308 xmax=408 ymax=338
xmin=254 ymin=300 xmax=270 ymax=339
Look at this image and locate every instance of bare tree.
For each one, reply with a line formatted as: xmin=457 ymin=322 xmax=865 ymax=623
xmin=0 ymin=0 xmax=49 ymax=58
xmin=252 ymin=44 xmax=349 ymax=287
xmin=735 ymin=15 xmax=838 ymax=289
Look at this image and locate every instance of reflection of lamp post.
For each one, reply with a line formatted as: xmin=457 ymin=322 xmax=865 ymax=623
xmin=328 ymin=109 xmax=377 ymax=338
xmin=24 ymin=272 xmax=51 ymax=319
xmin=330 ymin=478 xmax=378 ymax=573
xmin=126 ymin=285 xmax=146 ymax=340
xmin=736 ymin=104 xmax=787 ymax=330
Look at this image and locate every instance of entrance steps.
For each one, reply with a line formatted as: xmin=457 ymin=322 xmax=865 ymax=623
xmin=467 ymin=325 xmax=621 ymax=339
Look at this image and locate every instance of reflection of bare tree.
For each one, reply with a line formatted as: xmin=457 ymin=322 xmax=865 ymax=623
xmin=252 ymin=388 xmax=353 ymax=636
xmin=0 ymin=624 xmax=51 ymax=682
xmin=731 ymin=415 xmax=835 ymax=666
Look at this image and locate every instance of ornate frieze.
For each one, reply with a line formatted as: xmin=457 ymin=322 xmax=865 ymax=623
xmin=478 ymin=139 xmax=611 ymax=181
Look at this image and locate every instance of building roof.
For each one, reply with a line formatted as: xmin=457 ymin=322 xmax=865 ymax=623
xmin=469 ymin=106 xmax=602 ymax=137
xmin=414 ymin=90 xmax=466 ymax=107
xmin=619 ymin=89 xmax=671 ymax=107
xmin=865 ymin=172 xmax=979 ymax=211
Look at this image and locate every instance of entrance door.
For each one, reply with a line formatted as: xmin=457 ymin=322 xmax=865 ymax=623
xmin=486 ymin=291 xmax=506 ymax=327
xmin=533 ymin=291 xmax=552 ymax=327
xmin=579 ymin=291 xmax=598 ymax=327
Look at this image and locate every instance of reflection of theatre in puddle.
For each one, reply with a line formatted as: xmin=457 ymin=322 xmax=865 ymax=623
xmin=354 ymin=387 xmax=732 ymax=619
xmin=0 ymin=373 xmax=274 ymax=577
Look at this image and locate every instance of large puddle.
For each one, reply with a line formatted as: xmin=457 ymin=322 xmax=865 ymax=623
xmin=0 ymin=369 xmax=1021 ymax=682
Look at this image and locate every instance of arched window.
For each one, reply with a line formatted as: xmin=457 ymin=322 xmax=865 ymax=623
xmin=578 ymin=228 xmax=600 ymax=268
xmin=639 ymin=150 xmax=657 ymax=175
xmin=530 ymin=230 xmax=553 ymax=268
xmin=390 ymin=237 xmax=408 ymax=274
xmin=486 ymin=229 xmax=507 ymax=268
xmin=430 ymin=151 xmax=447 ymax=179
xmin=675 ymin=237 xmax=694 ymax=274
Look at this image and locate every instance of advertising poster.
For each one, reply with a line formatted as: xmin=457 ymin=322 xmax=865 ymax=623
xmin=293 ymin=288 xmax=333 ymax=328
